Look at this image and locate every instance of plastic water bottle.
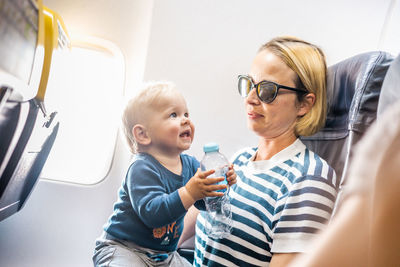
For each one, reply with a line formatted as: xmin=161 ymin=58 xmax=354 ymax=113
xmin=200 ymin=143 xmax=232 ymax=239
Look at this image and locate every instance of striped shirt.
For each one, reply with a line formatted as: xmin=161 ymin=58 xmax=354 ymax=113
xmin=194 ymin=139 xmax=338 ymax=266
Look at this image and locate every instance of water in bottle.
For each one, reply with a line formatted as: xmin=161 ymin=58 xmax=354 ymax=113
xmin=200 ymin=142 xmax=232 ymax=239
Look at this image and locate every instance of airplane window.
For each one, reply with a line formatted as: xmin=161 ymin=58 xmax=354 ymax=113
xmin=40 ymin=37 xmax=125 ymax=184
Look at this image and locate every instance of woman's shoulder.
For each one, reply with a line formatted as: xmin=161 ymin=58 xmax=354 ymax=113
xmin=303 ymin=147 xmax=334 ymax=172
xmin=296 ymin=146 xmax=337 ymax=188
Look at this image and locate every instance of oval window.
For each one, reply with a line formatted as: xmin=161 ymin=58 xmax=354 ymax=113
xmin=41 ymin=37 xmax=125 ymax=184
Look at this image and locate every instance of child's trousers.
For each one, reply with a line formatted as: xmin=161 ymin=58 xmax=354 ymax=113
xmin=92 ymin=232 xmax=192 ymax=267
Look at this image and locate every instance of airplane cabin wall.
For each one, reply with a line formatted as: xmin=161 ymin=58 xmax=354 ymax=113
xmin=144 ymin=0 xmax=398 ymax=160
xmin=0 ymin=0 xmax=399 ymax=266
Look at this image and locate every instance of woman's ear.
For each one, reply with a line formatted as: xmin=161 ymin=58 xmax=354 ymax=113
xmin=132 ymin=124 xmax=151 ymax=146
xmin=297 ymin=93 xmax=316 ymax=117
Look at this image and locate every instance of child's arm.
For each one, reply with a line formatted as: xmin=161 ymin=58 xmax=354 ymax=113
xmin=179 ymin=168 xmax=227 ymax=210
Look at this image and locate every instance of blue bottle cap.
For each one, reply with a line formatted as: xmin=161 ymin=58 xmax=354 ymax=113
xmin=203 ymin=142 xmax=219 ymax=153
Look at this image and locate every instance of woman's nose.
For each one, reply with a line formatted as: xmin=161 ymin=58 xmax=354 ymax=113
xmin=246 ymin=87 xmax=260 ymax=105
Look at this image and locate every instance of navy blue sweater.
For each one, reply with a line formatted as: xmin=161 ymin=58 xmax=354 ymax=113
xmin=104 ymin=153 xmax=203 ymax=252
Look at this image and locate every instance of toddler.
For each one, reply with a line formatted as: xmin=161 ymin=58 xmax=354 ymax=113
xmin=92 ymin=81 xmax=236 ymax=266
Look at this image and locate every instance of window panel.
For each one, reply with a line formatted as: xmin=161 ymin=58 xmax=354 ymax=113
xmin=41 ymin=38 xmax=125 ymax=184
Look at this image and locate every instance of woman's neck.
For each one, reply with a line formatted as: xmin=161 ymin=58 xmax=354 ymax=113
xmin=256 ymin=133 xmax=297 ymax=161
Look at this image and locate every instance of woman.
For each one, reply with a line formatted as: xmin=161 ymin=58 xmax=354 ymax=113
xmin=193 ymin=36 xmax=338 ymax=266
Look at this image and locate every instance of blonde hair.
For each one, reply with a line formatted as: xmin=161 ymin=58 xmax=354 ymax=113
xmin=260 ymin=36 xmax=327 ymax=136
xmin=121 ymin=81 xmax=176 ymax=153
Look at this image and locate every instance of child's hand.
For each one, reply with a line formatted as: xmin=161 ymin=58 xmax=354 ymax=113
xmin=226 ymin=164 xmax=237 ymax=186
xmin=185 ymin=169 xmax=227 ymax=201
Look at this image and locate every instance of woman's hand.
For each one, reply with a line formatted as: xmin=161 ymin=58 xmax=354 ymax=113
xmin=226 ymin=164 xmax=237 ymax=186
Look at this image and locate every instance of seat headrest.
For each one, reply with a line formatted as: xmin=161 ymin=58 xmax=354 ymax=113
xmin=377 ymin=53 xmax=400 ymax=117
xmin=303 ymin=51 xmax=393 ymax=141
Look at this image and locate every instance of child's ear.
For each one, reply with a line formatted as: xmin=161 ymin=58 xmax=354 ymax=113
xmin=132 ymin=124 xmax=151 ymax=145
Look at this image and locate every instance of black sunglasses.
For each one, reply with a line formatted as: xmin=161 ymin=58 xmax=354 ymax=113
xmin=238 ymin=75 xmax=308 ymax=104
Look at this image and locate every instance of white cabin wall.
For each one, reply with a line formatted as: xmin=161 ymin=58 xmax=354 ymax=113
xmin=144 ymin=0 xmax=394 ymax=161
xmin=0 ymin=0 xmax=399 ymax=266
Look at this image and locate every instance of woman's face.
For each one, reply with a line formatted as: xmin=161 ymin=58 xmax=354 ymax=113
xmin=245 ymin=48 xmax=305 ymax=139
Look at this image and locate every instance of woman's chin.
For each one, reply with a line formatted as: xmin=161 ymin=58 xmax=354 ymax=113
xmin=247 ymin=122 xmax=263 ymax=134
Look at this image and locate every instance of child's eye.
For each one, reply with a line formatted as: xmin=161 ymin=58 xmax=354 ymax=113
xmin=169 ymin=112 xmax=177 ymax=118
xmin=184 ymin=112 xmax=189 ymax=118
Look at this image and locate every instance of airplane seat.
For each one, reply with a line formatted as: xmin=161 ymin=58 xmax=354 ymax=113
xmin=0 ymin=1 xmax=65 ymax=222
xmin=0 ymin=96 xmax=21 ymax=167
xmin=300 ymin=51 xmax=393 ymax=214
xmin=0 ymin=90 xmax=59 ymax=222
xmin=377 ymin=53 xmax=400 ymax=117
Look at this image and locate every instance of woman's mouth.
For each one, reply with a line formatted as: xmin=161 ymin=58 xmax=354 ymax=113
xmin=247 ymin=111 xmax=263 ymax=119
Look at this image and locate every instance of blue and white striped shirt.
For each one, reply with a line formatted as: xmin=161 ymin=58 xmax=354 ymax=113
xmin=194 ymin=139 xmax=338 ymax=266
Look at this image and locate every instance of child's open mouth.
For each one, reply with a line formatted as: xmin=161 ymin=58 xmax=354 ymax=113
xmin=179 ymin=130 xmax=191 ymax=138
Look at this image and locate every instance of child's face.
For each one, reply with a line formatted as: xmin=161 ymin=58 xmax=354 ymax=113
xmin=146 ymin=91 xmax=195 ymax=155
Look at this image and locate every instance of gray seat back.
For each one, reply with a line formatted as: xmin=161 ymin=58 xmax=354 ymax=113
xmin=301 ymin=51 xmax=393 ymax=212
xmin=378 ymin=53 xmax=400 ymax=117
